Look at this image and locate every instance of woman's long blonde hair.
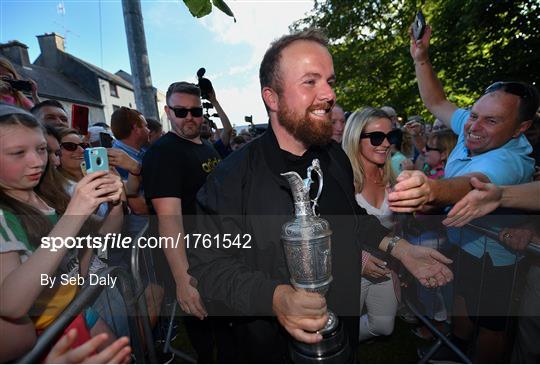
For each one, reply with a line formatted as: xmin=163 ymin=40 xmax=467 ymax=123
xmin=342 ymin=107 xmax=396 ymax=193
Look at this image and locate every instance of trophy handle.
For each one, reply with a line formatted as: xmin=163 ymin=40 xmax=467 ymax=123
xmin=307 ymin=159 xmax=323 ymax=216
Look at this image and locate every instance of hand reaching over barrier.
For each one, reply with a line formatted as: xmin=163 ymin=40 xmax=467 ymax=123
xmin=45 ymin=329 xmax=131 ymax=364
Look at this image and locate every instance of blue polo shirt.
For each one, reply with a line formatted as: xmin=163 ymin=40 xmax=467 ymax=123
xmin=446 ymin=108 xmax=534 ymax=266
xmin=112 ymin=140 xmax=146 ymax=180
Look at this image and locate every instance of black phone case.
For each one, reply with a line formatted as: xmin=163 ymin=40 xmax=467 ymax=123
xmin=413 ymin=11 xmax=426 ymax=40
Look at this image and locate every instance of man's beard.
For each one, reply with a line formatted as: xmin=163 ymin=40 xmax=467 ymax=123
xmin=277 ymin=100 xmax=333 ymax=147
xmin=174 ymin=121 xmax=200 ymax=140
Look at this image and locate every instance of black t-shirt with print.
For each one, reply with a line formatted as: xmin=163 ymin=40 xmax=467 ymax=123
xmin=142 ymin=132 xmax=221 ymax=232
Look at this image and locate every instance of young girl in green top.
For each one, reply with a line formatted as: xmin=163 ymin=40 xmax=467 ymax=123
xmin=0 ymin=104 xmax=129 ymax=362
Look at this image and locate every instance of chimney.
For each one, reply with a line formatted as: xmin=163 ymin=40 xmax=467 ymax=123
xmin=0 ymin=41 xmax=31 ymax=66
xmin=36 ymin=33 xmax=65 ymax=69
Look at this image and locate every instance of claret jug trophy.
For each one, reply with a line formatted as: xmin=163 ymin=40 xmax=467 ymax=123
xmin=281 ymin=159 xmax=351 ymax=363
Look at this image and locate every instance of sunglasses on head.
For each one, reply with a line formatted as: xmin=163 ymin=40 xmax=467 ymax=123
xmin=360 ymin=130 xmax=401 ymax=146
xmin=484 ymin=82 xmax=532 ymax=100
xmin=168 ymin=106 xmax=204 ymax=118
xmin=60 ymin=142 xmax=89 ymax=151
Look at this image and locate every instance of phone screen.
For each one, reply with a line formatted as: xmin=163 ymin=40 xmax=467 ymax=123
xmin=71 ymin=104 xmax=90 ymax=135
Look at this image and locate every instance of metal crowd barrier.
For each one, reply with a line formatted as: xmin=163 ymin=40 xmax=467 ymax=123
xmin=129 ymin=222 xmax=158 ymax=363
xmin=399 ymin=217 xmax=540 ymax=364
xmin=17 ymin=266 xmax=145 ymax=364
xmin=129 ymin=222 xmax=196 ymax=364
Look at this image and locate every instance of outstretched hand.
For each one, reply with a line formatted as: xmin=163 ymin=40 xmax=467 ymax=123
xmin=396 ymin=242 xmax=453 ymax=288
xmin=443 ymin=177 xmax=501 ymax=227
xmin=45 ymin=329 xmax=131 ymax=364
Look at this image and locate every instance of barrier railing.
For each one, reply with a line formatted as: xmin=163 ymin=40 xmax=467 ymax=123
xmin=129 ymin=222 xmax=158 ymax=363
xmin=400 ymin=217 xmax=540 ymax=364
xmin=129 ymin=222 xmax=196 ymax=364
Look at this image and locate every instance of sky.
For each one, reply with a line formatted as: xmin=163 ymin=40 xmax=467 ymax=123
xmin=0 ymin=0 xmax=315 ymax=127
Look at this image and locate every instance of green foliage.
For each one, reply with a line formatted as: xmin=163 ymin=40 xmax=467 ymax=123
xmin=183 ymin=0 xmax=235 ymax=20
xmin=292 ymin=0 xmax=539 ymax=122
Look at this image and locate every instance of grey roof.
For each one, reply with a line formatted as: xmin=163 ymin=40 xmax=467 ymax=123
xmin=64 ymin=53 xmax=133 ymax=90
xmin=12 ymin=63 xmax=102 ymax=107
xmin=115 ymin=69 xmax=133 ymax=84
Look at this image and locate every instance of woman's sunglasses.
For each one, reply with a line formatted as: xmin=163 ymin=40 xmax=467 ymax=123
xmin=60 ymin=142 xmax=89 ymax=151
xmin=168 ymin=106 xmax=204 ymax=118
xmin=360 ymin=130 xmax=401 ymax=146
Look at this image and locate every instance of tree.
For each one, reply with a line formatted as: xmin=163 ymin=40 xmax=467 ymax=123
xmin=292 ymin=0 xmax=539 ymax=121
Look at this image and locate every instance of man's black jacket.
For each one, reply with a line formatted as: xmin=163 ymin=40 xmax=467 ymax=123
xmin=188 ymin=125 xmax=389 ymax=317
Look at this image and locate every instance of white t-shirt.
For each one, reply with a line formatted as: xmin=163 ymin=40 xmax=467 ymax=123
xmin=355 ymin=192 xmax=394 ymax=230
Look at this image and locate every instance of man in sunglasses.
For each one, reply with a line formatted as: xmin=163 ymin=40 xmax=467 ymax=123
xmin=187 ymin=29 xmax=454 ymax=363
xmin=141 ymin=81 xmax=221 ymax=362
xmin=388 ymin=23 xmax=540 ymax=362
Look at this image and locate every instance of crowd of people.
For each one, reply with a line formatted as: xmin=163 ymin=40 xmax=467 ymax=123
xmin=0 ymin=18 xmax=539 ymax=365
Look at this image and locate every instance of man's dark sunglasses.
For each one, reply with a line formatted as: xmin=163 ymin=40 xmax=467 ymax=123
xmin=168 ymin=106 xmax=203 ymax=118
xmin=60 ymin=142 xmax=89 ymax=151
xmin=484 ymin=82 xmax=531 ymax=99
xmin=360 ymin=130 xmax=401 ymax=146
xmin=425 ymin=145 xmax=441 ymax=152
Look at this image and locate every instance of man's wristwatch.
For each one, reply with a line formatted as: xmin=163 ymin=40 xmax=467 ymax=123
xmin=386 ymin=235 xmax=401 ymax=255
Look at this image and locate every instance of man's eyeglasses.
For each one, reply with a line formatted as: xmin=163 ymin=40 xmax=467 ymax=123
xmin=425 ymin=145 xmax=442 ymax=152
xmin=60 ymin=142 xmax=89 ymax=151
xmin=168 ymin=106 xmax=204 ymax=118
xmin=484 ymin=82 xmax=532 ymax=100
xmin=360 ymin=130 xmax=401 ymax=146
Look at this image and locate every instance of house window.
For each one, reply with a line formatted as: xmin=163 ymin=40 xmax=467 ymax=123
xmin=110 ymin=82 xmax=119 ymax=97
xmin=113 ymin=105 xmax=120 ymax=111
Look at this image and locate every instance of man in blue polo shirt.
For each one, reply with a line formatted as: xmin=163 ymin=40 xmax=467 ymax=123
xmin=109 ymin=107 xmax=150 ymax=237
xmin=388 ymin=24 xmax=539 ymax=362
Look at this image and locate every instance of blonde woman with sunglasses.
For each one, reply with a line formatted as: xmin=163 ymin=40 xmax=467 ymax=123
xmin=342 ymin=107 xmax=401 ymax=341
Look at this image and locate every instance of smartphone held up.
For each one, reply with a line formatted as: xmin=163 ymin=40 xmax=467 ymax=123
xmin=412 ymin=11 xmax=426 ymax=40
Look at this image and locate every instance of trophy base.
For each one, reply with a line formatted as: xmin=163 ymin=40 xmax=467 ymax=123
xmin=289 ymin=312 xmax=352 ymax=363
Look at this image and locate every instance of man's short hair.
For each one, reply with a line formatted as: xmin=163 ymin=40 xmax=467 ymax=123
xmin=110 ymin=106 xmax=143 ymax=140
xmin=484 ymin=82 xmax=540 ymax=124
xmin=259 ymin=28 xmax=328 ymax=95
xmin=166 ymin=82 xmax=201 ymax=105
xmin=146 ymin=118 xmax=162 ymax=133
xmin=30 ymin=99 xmax=65 ymax=115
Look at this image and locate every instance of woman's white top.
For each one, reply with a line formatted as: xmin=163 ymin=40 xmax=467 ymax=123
xmin=355 ymin=192 xmax=394 ymax=230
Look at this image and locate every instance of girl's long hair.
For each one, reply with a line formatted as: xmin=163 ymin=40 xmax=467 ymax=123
xmin=37 ymin=126 xmax=71 ymax=215
xmin=0 ymin=112 xmax=53 ymax=248
xmin=341 ymin=107 xmax=396 ymax=193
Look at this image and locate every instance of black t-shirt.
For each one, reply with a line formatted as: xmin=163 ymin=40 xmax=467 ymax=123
xmin=142 ymin=132 xmax=221 ymax=231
